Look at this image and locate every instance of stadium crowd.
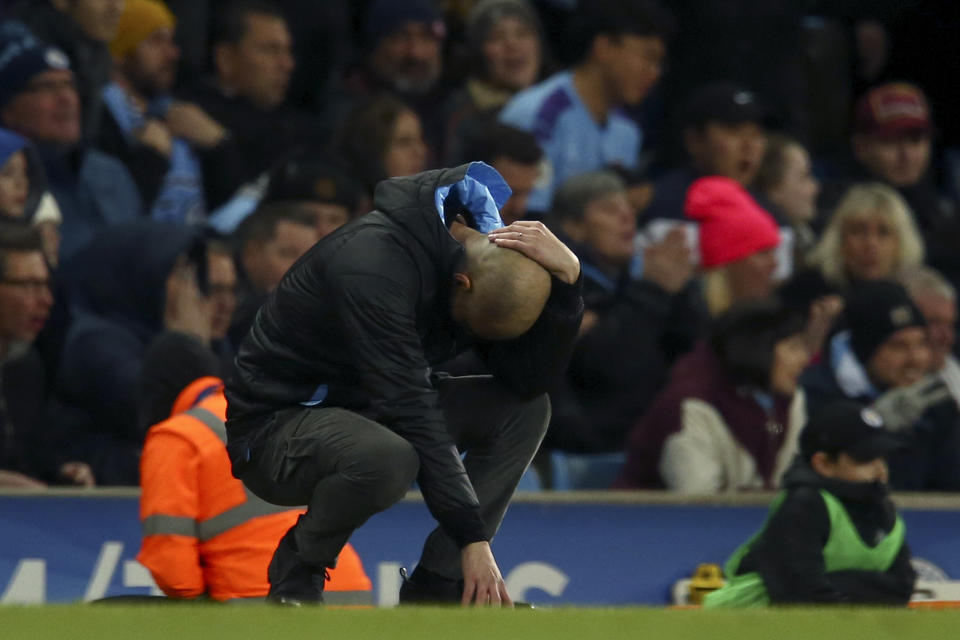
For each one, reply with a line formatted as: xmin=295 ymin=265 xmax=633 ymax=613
xmin=1 ymin=0 xmax=959 ymax=498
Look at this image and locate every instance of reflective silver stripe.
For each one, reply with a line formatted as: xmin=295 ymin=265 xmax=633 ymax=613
xmin=185 ymin=407 xmax=227 ymax=443
xmin=196 ymin=493 xmax=293 ymax=542
xmin=323 ymin=590 xmax=374 ymax=606
xmin=142 ymin=514 xmax=198 ymax=538
xmin=178 ymin=404 xmax=298 ymax=542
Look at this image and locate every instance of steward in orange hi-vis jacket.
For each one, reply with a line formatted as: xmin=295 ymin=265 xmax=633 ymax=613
xmin=138 ymin=369 xmax=372 ymax=603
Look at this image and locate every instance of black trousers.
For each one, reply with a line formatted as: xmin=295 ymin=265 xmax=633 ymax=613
xmin=236 ymin=375 xmax=550 ymax=580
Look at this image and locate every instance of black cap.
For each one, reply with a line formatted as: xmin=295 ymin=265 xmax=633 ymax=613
xmin=684 ymin=82 xmax=768 ymax=129
xmin=800 ymin=401 xmax=902 ymax=462
xmin=264 ymin=153 xmax=362 ymax=213
xmin=846 ymin=280 xmax=926 ymax=365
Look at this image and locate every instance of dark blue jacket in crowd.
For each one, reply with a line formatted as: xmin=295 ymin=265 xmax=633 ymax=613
xmin=38 ymin=145 xmax=143 ymax=260
xmin=44 ymin=222 xmax=205 ymax=485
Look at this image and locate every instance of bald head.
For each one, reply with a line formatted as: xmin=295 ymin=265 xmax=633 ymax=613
xmin=451 ymin=227 xmax=551 ymax=340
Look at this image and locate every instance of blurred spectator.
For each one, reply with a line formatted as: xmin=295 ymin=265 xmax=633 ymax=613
xmin=0 ymin=30 xmax=143 ymax=259
xmin=100 ymin=0 xmax=210 ymax=225
xmin=807 ymin=183 xmax=924 ymax=290
xmin=614 ymin=299 xmax=810 ymax=493
xmin=0 ymin=128 xmax=63 ymax=265
xmin=329 ymin=0 xmax=446 ymax=158
xmin=900 ymin=266 xmax=960 ymax=408
xmin=685 ymin=177 xmax=781 ymax=317
xmin=136 ymin=331 xmax=372 ymax=602
xmin=801 ymin=280 xmax=960 ymax=491
xmin=821 ymin=83 xmax=960 ymax=292
xmin=5 ymin=0 xmax=123 ymax=141
xmin=262 ymin=149 xmax=363 ymax=238
xmin=655 ymin=0 xmax=807 ymax=163
xmin=460 ymin=122 xmax=542 ymax=225
xmin=442 ymin=0 xmax=544 ymax=163
xmin=754 ymin=134 xmax=821 ymax=261
xmin=640 ymin=84 xmax=794 ymax=277
xmin=207 ymin=238 xmax=238 ymax=363
xmin=499 ymin=0 xmax=671 ymax=213
xmin=0 ymin=223 xmax=93 ymax=487
xmin=228 ymin=202 xmax=318 ymax=346
xmin=332 ymin=96 xmax=428 ymax=198
xmin=609 ymin=165 xmax=655 ymax=217
xmin=177 ymin=0 xmax=322 ymax=210
xmin=45 ymin=222 xmax=209 ymax=485
xmin=543 ymin=171 xmax=698 ymax=453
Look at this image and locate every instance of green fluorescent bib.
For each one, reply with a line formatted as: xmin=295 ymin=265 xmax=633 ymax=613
xmin=703 ymin=490 xmax=904 ymax=608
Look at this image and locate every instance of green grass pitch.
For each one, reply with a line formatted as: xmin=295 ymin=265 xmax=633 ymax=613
xmin=1 ymin=605 xmax=957 ymax=640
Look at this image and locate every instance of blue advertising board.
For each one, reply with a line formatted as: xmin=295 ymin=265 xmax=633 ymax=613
xmin=2 ymin=491 xmax=958 ymax=605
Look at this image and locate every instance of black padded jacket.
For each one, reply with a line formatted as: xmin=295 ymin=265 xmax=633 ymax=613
xmin=225 ymin=165 xmax=583 ymax=547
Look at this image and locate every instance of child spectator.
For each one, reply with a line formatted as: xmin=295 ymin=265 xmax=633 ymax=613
xmin=704 ymin=401 xmax=916 ymax=607
xmin=0 ymin=130 xmax=31 ymax=221
xmin=0 ymin=29 xmax=142 ymax=260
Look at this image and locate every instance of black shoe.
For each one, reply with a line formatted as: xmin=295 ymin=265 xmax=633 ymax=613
xmin=398 ymin=566 xmax=463 ymax=605
xmin=266 ymin=526 xmax=326 ymax=605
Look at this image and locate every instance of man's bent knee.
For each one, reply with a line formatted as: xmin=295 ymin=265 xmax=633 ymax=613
xmin=342 ymin=436 xmax=419 ymax=508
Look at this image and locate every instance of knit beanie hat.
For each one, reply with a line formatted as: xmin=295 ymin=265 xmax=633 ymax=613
xmin=0 ymin=128 xmax=28 ymax=167
xmin=364 ymin=0 xmax=444 ymax=50
xmin=466 ymin=0 xmax=540 ymax=54
xmin=685 ymin=176 xmax=780 ymax=268
xmin=0 ymin=29 xmax=71 ymax=110
xmin=845 ymin=280 xmax=926 ymax=365
xmin=109 ymin=0 xmax=176 ymax=61
xmin=264 ymin=152 xmax=362 ymax=213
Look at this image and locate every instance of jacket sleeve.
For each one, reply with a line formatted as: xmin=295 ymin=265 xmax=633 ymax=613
xmin=755 ymin=487 xmax=849 ymax=604
xmin=658 ymin=399 xmax=729 ymax=493
xmin=137 ymin=427 xmax=205 ymax=599
xmin=194 ymin=136 xmax=249 ymax=210
xmin=573 ymin=279 xmax=685 ymax=386
xmin=96 ymin=110 xmax=169 ymax=208
xmin=549 ymin=280 xmax=695 ymax=451
xmin=332 ymin=265 xmax=486 ymax=548
xmin=826 ymin=543 xmax=916 ymax=605
xmin=474 ymin=274 xmax=584 ymax=399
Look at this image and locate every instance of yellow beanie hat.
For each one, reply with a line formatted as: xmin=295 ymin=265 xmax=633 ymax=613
xmin=109 ymin=0 xmax=176 ymax=61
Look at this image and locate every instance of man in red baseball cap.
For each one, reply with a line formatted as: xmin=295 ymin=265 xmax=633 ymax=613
xmin=852 ymin=83 xmax=933 ymax=190
xmin=821 ymin=82 xmax=960 ymax=308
